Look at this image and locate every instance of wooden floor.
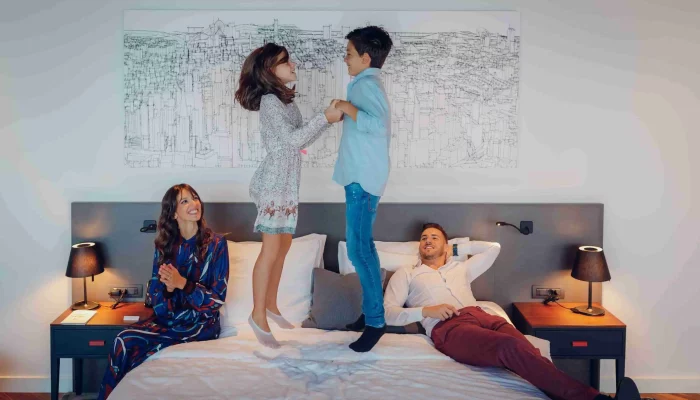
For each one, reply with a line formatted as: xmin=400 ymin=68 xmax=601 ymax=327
xmin=1 ymin=394 xmax=699 ymax=400
xmin=6 ymin=394 xmax=700 ymax=400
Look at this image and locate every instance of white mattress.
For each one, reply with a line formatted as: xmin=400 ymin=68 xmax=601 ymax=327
xmin=110 ymin=303 xmax=550 ymax=400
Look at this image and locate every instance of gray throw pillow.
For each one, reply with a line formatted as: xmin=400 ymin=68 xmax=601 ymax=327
xmin=302 ymin=268 xmax=425 ymax=335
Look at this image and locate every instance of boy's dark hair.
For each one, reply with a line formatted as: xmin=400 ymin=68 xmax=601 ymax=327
xmin=346 ymin=26 xmax=393 ymax=69
xmin=421 ymin=223 xmax=448 ymax=242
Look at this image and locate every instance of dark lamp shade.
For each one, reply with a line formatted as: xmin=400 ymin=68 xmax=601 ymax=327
xmin=571 ymin=246 xmax=611 ymax=283
xmin=65 ymin=242 xmax=105 ymax=278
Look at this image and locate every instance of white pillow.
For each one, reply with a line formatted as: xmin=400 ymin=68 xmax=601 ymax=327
xmin=375 ymin=240 xmax=421 ymax=255
xmin=234 ymin=233 xmax=326 ymax=269
xmin=221 ymin=234 xmax=325 ymax=328
xmin=376 ymin=237 xmax=470 ymax=255
xmin=338 ymin=237 xmax=470 ymax=275
xmin=476 ymin=301 xmax=513 ymax=325
xmin=337 ymin=242 xmax=417 ymax=274
xmin=294 ymin=233 xmax=327 ymax=270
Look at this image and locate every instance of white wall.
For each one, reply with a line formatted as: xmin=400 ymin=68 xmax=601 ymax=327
xmin=1 ymin=0 xmax=699 ymax=393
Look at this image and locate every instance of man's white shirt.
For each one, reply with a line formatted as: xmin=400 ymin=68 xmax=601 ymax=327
xmin=384 ymin=241 xmax=501 ymax=336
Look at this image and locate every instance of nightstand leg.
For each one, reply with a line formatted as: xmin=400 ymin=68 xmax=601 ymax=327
xmin=73 ymin=358 xmax=83 ymax=395
xmin=51 ymin=355 xmax=59 ymax=400
xmin=590 ymin=359 xmax=600 ymax=390
xmin=615 ymin=357 xmax=625 ymax=388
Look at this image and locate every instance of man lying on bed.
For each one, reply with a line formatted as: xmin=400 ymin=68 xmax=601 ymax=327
xmin=383 ymin=222 xmax=641 ymax=400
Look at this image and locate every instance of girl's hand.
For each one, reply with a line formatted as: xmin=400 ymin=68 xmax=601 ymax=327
xmin=159 ymin=264 xmax=187 ymax=291
xmin=331 ymin=100 xmax=358 ymax=121
xmin=324 ymin=104 xmax=343 ymax=123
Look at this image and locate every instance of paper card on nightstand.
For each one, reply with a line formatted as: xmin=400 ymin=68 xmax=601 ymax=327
xmin=60 ymin=310 xmax=97 ymax=325
xmin=123 ymin=315 xmax=140 ymax=322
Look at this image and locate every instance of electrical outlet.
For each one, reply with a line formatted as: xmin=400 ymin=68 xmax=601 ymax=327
xmin=110 ymin=284 xmax=144 ymax=299
xmin=531 ymin=285 xmax=565 ymax=299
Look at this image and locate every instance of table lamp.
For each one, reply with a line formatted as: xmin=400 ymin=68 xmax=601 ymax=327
xmin=570 ymin=245 xmax=611 ymax=316
xmin=66 ymin=242 xmax=105 ymax=310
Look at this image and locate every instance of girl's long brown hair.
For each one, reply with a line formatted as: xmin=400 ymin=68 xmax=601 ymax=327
xmin=154 ymin=184 xmax=213 ymax=265
xmin=235 ymin=43 xmax=295 ymax=111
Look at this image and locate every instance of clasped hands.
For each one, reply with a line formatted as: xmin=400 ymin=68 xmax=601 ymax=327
xmin=324 ymin=99 xmax=350 ymax=124
xmin=158 ymin=263 xmax=187 ymax=293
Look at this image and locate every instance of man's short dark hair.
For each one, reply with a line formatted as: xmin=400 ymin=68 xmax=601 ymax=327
xmin=346 ymin=26 xmax=393 ymax=69
xmin=421 ymin=223 xmax=448 ymax=242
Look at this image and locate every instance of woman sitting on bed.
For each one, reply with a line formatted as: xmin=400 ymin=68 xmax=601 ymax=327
xmin=97 ymin=183 xmax=229 ymax=400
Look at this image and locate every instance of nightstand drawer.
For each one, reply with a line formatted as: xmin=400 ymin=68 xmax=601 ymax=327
xmin=536 ymin=329 xmax=624 ymax=357
xmin=53 ymin=329 xmax=119 ymax=357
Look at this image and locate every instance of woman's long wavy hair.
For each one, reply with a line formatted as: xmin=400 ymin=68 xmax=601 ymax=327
xmin=154 ymin=184 xmax=213 ymax=265
xmin=235 ymin=43 xmax=295 ymax=111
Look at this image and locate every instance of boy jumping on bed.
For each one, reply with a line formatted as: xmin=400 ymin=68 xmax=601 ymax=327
xmin=384 ymin=222 xmax=642 ymax=400
xmin=331 ymin=25 xmax=393 ymax=352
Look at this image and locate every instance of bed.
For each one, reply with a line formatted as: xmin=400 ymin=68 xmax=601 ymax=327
xmin=72 ymin=202 xmax=604 ymax=398
xmin=109 ymin=302 xmax=551 ymax=400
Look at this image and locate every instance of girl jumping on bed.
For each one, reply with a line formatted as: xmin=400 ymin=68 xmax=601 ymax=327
xmin=235 ymin=43 xmax=343 ymax=348
xmin=97 ymin=184 xmax=229 ymax=399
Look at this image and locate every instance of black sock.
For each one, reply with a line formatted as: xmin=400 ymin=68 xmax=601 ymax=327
xmin=346 ymin=314 xmax=365 ymax=331
xmin=349 ymin=325 xmax=386 ymax=352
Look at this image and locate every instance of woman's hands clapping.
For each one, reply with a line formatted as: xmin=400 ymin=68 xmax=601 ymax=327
xmin=159 ymin=264 xmax=186 ymax=292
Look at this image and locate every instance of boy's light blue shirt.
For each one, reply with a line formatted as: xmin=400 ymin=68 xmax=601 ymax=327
xmin=332 ymin=68 xmax=391 ymax=197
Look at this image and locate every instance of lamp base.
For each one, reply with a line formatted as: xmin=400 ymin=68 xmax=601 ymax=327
xmin=71 ymin=300 xmax=100 ymax=311
xmin=571 ymin=305 xmax=605 ymax=316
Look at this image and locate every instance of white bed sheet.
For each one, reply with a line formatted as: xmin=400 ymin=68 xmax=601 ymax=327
xmin=110 ymin=303 xmax=550 ymax=400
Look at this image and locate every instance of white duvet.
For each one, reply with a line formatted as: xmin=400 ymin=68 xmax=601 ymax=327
xmin=111 ymin=307 xmax=551 ymax=400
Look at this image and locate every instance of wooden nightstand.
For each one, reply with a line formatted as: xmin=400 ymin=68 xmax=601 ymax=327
xmin=50 ymin=302 xmax=153 ymax=400
xmin=512 ymin=302 xmax=626 ymax=391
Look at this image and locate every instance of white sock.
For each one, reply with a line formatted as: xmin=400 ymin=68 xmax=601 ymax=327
xmin=248 ymin=314 xmax=280 ymax=349
xmin=267 ymin=309 xmax=295 ymax=329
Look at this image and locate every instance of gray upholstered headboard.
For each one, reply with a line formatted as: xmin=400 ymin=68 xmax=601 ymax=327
xmin=71 ymin=202 xmax=603 ymax=314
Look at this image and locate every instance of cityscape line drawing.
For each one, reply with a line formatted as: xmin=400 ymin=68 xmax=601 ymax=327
xmin=124 ymin=11 xmax=520 ymax=168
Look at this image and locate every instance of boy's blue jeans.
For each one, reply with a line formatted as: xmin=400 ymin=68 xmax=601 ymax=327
xmin=344 ymin=183 xmax=385 ymax=328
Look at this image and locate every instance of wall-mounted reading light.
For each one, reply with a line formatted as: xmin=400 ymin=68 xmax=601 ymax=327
xmin=496 ymin=221 xmax=533 ymax=235
xmin=140 ymin=220 xmax=157 ymax=233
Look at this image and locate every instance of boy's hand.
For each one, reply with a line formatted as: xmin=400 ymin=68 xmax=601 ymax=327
xmin=332 ymin=99 xmax=358 ymax=121
xmin=332 ymin=99 xmax=352 ymax=110
xmin=329 ymin=99 xmax=344 ymax=121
